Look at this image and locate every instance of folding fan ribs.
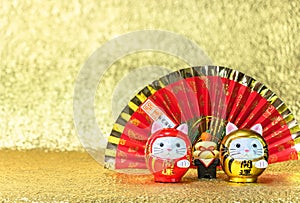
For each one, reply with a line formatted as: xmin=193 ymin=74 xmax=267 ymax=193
xmin=104 ymin=66 xmax=300 ymax=173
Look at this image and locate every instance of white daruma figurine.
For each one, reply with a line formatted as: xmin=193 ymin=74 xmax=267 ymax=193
xmin=220 ymin=123 xmax=269 ymax=183
xmin=145 ymin=121 xmax=192 ymax=183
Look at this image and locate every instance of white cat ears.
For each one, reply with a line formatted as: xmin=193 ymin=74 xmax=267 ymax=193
xmin=151 ymin=121 xmax=188 ymax=135
xmin=151 ymin=121 xmax=262 ymax=137
xmin=226 ymin=122 xmax=263 ymax=135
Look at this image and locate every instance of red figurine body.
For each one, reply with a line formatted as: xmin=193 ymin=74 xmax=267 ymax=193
xmin=145 ymin=122 xmax=192 ymax=183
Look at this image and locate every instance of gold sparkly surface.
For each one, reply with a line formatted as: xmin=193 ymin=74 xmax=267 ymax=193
xmin=1 ymin=150 xmax=300 ymax=202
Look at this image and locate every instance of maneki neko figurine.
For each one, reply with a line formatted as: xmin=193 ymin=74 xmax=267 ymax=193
xmin=220 ymin=123 xmax=269 ymax=183
xmin=145 ymin=121 xmax=192 ymax=183
xmin=193 ymin=131 xmax=220 ymax=179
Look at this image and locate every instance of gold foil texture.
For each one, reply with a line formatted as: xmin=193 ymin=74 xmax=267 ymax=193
xmin=1 ymin=1 xmax=299 ymax=151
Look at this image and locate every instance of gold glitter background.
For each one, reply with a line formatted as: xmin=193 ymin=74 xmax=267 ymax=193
xmin=1 ymin=1 xmax=300 ymax=202
xmin=1 ymin=150 xmax=300 ymax=202
xmin=1 ymin=0 xmax=299 ymax=151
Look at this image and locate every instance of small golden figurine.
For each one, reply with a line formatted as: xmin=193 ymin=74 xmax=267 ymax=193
xmin=220 ymin=123 xmax=268 ymax=183
xmin=193 ymin=131 xmax=220 ymax=179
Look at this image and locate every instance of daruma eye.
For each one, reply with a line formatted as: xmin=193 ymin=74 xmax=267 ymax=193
xmin=252 ymin=143 xmax=257 ymax=148
xmin=176 ymin=143 xmax=180 ymax=147
xmin=160 ymin=143 xmax=164 ymax=147
xmin=236 ymin=143 xmax=241 ymax=148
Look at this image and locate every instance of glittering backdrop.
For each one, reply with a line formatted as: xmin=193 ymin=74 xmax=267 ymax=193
xmin=0 ymin=0 xmax=299 ymax=151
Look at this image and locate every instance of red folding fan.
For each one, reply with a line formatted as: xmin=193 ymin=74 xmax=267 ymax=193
xmin=104 ymin=66 xmax=300 ymax=173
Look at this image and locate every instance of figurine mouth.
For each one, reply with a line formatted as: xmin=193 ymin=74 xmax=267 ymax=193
xmin=164 ymin=152 xmax=171 ymax=157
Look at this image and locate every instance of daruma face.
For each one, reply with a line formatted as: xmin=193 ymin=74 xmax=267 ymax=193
xmin=151 ymin=137 xmax=187 ymax=159
xmin=229 ymin=138 xmax=265 ymax=160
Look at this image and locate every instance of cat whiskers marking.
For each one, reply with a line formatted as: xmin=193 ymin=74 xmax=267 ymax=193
xmin=176 ymin=148 xmax=186 ymax=151
xmin=153 ymin=148 xmax=163 ymax=154
xmin=255 ymin=149 xmax=263 ymax=155
xmin=176 ymin=148 xmax=186 ymax=152
xmin=230 ymin=152 xmax=241 ymax=156
xmin=153 ymin=149 xmax=163 ymax=152
xmin=176 ymin=152 xmax=186 ymax=155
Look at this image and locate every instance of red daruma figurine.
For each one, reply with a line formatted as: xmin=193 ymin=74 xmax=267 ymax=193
xmin=145 ymin=121 xmax=192 ymax=183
